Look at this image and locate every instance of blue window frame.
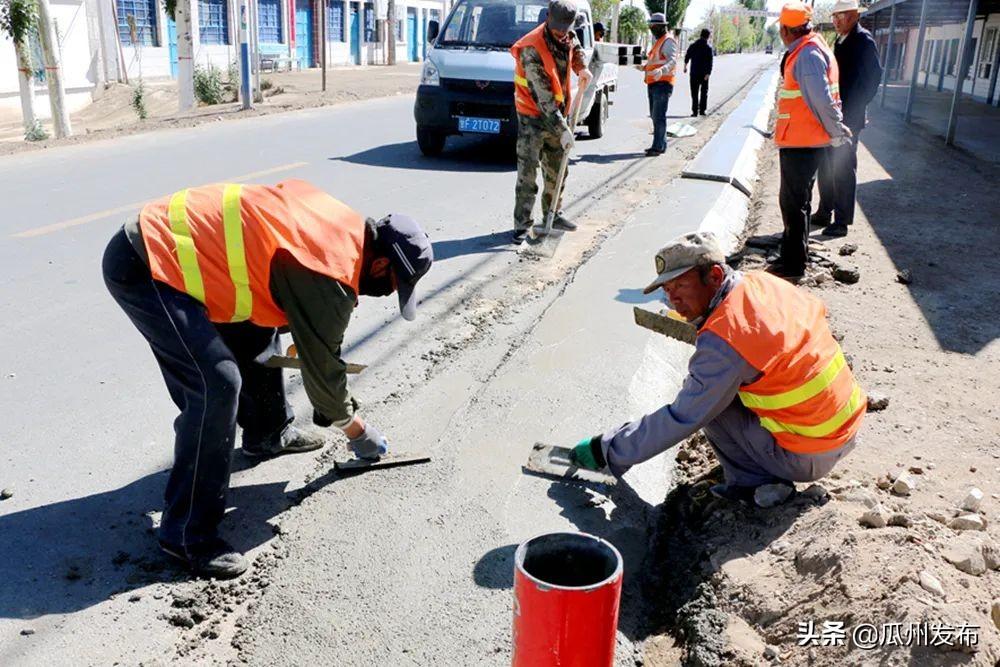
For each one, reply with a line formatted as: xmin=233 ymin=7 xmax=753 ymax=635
xmin=199 ymin=0 xmax=229 ymax=45
xmin=258 ymin=0 xmax=283 ymax=43
xmin=328 ymin=0 xmax=344 ymax=41
xmin=117 ymin=0 xmax=158 ymax=46
xmin=364 ymin=2 xmax=375 ymax=42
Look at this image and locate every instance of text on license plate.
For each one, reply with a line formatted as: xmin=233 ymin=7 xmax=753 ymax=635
xmin=458 ymin=117 xmax=501 ymax=134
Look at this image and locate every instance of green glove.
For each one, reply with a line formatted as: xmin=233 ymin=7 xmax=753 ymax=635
xmin=570 ymin=437 xmax=603 ymax=470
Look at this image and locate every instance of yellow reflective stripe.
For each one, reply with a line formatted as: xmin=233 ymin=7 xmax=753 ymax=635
xmin=554 ymin=92 xmax=564 ymax=103
xmin=758 ymin=384 xmax=864 ymax=438
xmin=778 ymin=88 xmax=802 ymax=99
xmin=222 ymin=184 xmax=252 ymax=322
xmin=739 ymin=349 xmax=847 ymax=411
xmin=777 ymin=113 xmax=791 ymax=119
xmin=168 ymin=189 xmax=205 ymax=303
xmin=514 ymin=75 xmax=529 ymax=88
xmin=830 ymin=83 xmax=840 ymax=92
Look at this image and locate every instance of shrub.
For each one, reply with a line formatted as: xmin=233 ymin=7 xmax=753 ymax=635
xmin=193 ymin=64 xmax=225 ymax=105
xmin=132 ymin=80 xmax=148 ymax=120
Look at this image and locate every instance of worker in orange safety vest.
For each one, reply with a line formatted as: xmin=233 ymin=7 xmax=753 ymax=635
xmin=102 ymin=179 xmax=433 ymax=578
xmin=769 ymin=1 xmax=852 ymax=280
xmin=641 ymin=13 xmax=678 ymax=156
xmin=570 ymin=231 xmax=864 ymax=507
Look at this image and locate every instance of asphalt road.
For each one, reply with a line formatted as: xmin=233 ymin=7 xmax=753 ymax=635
xmin=0 ymin=54 xmax=774 ymax=665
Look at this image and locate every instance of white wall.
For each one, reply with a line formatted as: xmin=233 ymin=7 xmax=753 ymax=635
xmin=0 ymin=0 xmax=100 ymax=116
xmin=909 ymin=15 xmax=1000 ymax=102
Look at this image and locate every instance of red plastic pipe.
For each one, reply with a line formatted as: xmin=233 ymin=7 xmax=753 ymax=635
xmin=512 ymin=532 xmax=624 ymax=667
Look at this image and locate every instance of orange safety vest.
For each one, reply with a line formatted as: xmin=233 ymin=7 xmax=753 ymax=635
xmin=139 ymin=179 xmax=365 ymax=328
xmin=511 ymin=25 xmax=573 ymax=118
xmin=701 ymin=272 xmax=865 ymax=454
xmin=775 ymin=32 xmax=841 ymax=148
xmin=644 ymin=34 xmax=677 ymax=85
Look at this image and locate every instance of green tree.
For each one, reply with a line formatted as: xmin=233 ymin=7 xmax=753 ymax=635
xmin=618 ymin=5 xmax=646 ymax=44
xmin=590 ymin=0 xmax=614 ymax=23
xmin=643 ymin=0 xmax=689 ymax=29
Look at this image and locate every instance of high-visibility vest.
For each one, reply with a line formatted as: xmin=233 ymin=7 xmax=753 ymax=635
xmin=511 ymin=25 xmax=573 ymax=118
xmin=775 ymin=32 xmax=841 ymax=148
xmin=701 ymin=272 xmax=865 ymax=454
xmin=644 ymin=34 xmax=677 ymax=85
xmin=138 ymin=179 xmax=365 ymax=328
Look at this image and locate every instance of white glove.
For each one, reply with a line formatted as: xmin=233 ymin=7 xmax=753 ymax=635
xmin=560 ymin=129 xmax=575 ymax=151
xmin=830 ymin=134 xmax=851 ymax=148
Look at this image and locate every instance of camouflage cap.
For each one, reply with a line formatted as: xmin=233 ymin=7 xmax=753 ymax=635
xmin=642 ymin=231 xmax=725 ymax=294
xmin=546 ymin=0 xmax=578 ymax=32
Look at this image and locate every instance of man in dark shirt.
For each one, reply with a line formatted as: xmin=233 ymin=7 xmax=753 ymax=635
xmin=684 ymin=28 xmax=714 ymax=116
xmin=813 ymin=0 xmax=883 ymax=237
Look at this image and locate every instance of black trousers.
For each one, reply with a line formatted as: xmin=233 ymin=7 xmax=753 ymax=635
xmin=690 ymin=75 xmax=709 ymax=115
xmin=778 ymin=147 xmax=824 ymax=273
xmin=816 ymin=133 xmax=860 ymax=225
xmin=102 ymin=228 xmax=291 ymax=550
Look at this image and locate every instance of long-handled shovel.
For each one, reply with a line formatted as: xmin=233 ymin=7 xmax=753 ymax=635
xmin=521 ymin=80 xmax=588 ymax=258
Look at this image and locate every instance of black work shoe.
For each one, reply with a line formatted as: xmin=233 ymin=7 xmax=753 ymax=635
xmin=644 ymin=148 xmax=665 ymax=157
xmin=822 ymin=222 xmax=849 ymax=238
xmin=242 ymin=425 xmax=326 ymax=458
xmin=159 ymin=538 xmax=248 ymax=579
xmin=810 ymin=211 xmax=832 ymax=228
xmin=766 ymin=260 xmax=805 ymax=281
xmin=512 ymin=228 xmax=530 ymax=244
xmin=709 ymin=484 xmax=756 ymax=504
xmin=691 ymin=112 xmax=698 ymax=117
xmin=552 ymin=216 xmax=577 ymax=232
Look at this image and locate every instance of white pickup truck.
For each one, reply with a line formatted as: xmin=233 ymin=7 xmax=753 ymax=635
xmin=413 ymin=0 xmax=618 ymax=156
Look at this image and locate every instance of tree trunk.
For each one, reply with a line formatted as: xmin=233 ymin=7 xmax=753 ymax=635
xmin=176 ymin=0 xmax=195 ymax=111
xmin=611 ymin=0 xmax=620 ymax=43
xmin=387 ymin=0 xmax=396 ymax=65
xmin=36 ymin=0 xmax=72 ymax=138
xmin=13 ymin=41 xmax=40 ymax=137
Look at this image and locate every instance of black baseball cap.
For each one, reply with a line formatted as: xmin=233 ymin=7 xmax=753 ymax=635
xmin=373 ymin=214 xmax=433 ymax=321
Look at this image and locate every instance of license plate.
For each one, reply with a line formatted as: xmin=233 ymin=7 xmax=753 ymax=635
xmin=458 ymin=117 xmax=501 ymax=134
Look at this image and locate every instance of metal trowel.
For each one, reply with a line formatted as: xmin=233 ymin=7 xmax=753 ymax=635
xmin=522 ymin=442 xmax=617 ymax=486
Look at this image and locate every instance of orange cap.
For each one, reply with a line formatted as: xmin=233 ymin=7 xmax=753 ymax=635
xmin=779 ymin=1 xmax=812 ymax=27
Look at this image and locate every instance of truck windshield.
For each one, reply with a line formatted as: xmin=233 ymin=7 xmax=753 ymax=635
xmin=437 ymin=0 xmax=549 ymax=49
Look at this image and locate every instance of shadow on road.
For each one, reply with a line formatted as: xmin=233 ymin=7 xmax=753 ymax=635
xmin=0 ymin=453 xmax=343 ymax=620
xmin=432 ymin=232 xmax=514 ymax=261
xmin=330 ymin=137 xmax=515 ymax=173
xmin=572 ymin=152 xmax=648 ymax=165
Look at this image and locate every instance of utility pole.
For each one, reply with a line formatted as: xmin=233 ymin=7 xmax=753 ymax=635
xmin=321 ymin=0 xmax=327 ymax=90
xmin=250 ymin=0 xmax=261 ymax=101
xmin=387 ymin=0 xmax=396 ymax=65
xmin=176 ymin=0 xmax=195 ymax=111
xmin=239 ymin=0 xmax=253 ymax=109
xmin=36 ymin=0 xmax=72 ymax=137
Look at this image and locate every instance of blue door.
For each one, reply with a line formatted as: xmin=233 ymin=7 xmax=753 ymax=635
xmin=350 ymin=5 xmax=360 ymax=64
xmin=422 ymin=14 xmax=428 ymax=59
xmin=295 ymin=0 xmax=314 ymax=67
xmin=407 ymin=10 xmax=417 ymax=61
xmin=167 ymin=18 xmax=179 ymax=78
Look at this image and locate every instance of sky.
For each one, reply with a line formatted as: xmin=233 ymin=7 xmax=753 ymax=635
xmin=680 ymin=0 xmax=788 ymax=28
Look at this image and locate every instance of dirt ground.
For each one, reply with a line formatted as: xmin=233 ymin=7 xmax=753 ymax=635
xmin=641 ymin=106 xmax=1000 ymax=666
xmin=0 ymin=64 xmax=422 ymax=156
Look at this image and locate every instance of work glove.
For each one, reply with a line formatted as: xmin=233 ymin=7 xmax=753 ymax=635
xmin=560 ymin=129 xmax=575 ymax=151
xmin=829 ymin=134 xmax=851 ymax=148
xmin=569 ymin=436 xmax=605 ymax=471
xmin=348 ymin=423 xmax=389 ymax=460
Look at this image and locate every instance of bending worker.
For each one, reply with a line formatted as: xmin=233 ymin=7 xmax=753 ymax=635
xmin=770 ymin=1 xmax=852 ymax=279
xmin=103 ymin=179 xmax=433 ymax=578
xmin=641 ymin=14 xmax=678 ymax=156
xmin=571 ymin=232 xmax=864 ymax=505
xmin=511 ymin=0 xmax=593 ymax=243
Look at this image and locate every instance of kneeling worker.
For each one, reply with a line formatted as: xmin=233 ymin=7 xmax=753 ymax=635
xmin=103 ymin=179 xmax=433 ymax=577
xmin=571 ymin=232 xmax=863 ymax=503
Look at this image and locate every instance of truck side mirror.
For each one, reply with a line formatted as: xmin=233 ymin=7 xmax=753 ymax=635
xmin=428 ymin=20 xmax=439 ymax=42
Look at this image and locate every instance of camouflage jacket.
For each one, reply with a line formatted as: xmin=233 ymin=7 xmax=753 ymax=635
xmin=519 ymin=27 xmax=587 ymax=135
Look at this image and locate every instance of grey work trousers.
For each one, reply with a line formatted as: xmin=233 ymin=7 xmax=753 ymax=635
xmin=703 ymin=398 xmax=856 ymax=487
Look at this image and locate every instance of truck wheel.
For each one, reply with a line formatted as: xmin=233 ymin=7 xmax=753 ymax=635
xmin=417 ymin=127 xmax=446 ymax=156
xmin=587 ymin=89 xmax=607 ymax=139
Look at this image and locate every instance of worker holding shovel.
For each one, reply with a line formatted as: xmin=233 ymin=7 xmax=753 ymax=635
xmin=570 ymin=232 xmax=864 ymax=506
xmin=102 ymin=179 xmax=432 ymax=578
xmin=510 ymin=0 xmax=593 ymax=244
